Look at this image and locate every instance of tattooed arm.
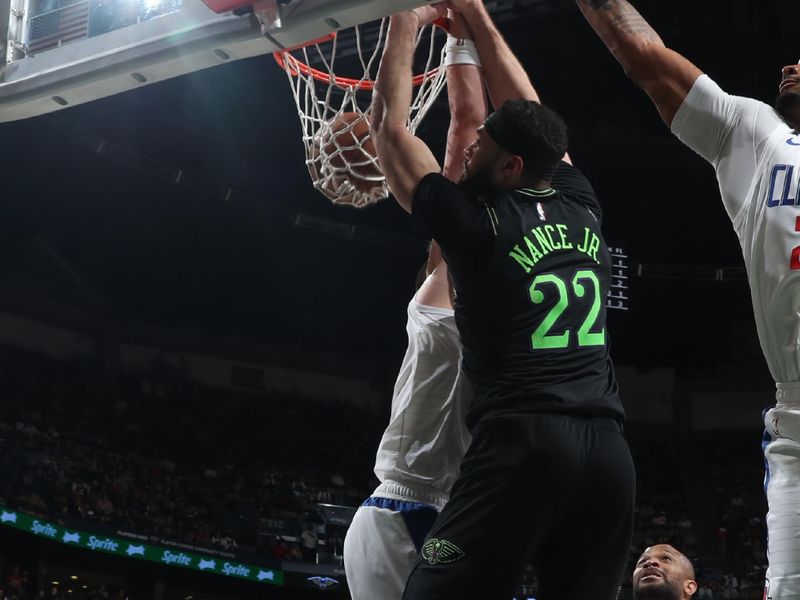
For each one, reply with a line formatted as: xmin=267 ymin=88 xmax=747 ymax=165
xmin=576 ymin=0 xmax=702 ymax=126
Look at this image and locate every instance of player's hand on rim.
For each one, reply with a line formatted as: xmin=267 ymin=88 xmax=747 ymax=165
xmin=443 ymin=0 xmax=480 ymax=13
xmin=439 ymin=7 xmax=471 ymax=39
xmin=410 ymin=2 xmax=448 ymax=27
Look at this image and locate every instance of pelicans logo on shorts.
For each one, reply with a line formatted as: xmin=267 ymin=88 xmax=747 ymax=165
xmin=421 ymin=538 xmax=465 ymax=565
xmin=771 ymin=415 xmax=781 ymax=438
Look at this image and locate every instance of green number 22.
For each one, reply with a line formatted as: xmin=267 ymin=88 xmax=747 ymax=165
xmin=529 ymin=270 xmax=606 ymax=350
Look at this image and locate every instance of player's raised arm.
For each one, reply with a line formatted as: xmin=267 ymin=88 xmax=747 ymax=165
xmin=446 ymin=0 xmax=536 ymax=107
xmin=442 ymin=10 xmax=488 ymax=182
xmin=575 ymin=0 xmax=702 ymax=126
xmin=448 ymin=0 xmax=571 ymax=164
xmin=370 ymin=7 xmax=445 ymax=214
xmin=418 ymin=11 xmax=488 ymax=310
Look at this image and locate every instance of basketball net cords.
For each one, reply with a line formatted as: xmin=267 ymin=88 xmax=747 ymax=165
xmin=280 ymin=19 xmax=447 ymax=208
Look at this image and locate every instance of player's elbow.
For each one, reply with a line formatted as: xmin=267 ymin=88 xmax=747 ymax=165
xmin=369 ymin=114 xmax=405 ymax=151
xmin=368 ymin=101 xmax=387 ymax=138
xmin=618 ymin=40 xmax=664 ymax=89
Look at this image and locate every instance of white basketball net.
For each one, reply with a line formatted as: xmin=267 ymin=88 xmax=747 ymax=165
xmin=276 ymin=19 xmax=447 ymax=208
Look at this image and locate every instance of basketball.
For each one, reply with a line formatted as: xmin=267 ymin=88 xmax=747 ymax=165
xmin=307 ymin=111 xmax=385 ymax=206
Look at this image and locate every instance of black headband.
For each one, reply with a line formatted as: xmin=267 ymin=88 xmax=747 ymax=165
xmin=483 ymin=109 xmax=561 ymax=180
xmin=483 ymin=110 xmax=531 ymax=158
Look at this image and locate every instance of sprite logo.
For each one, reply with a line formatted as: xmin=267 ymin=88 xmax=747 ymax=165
xmin=421 ymin=539 xmax=465 ymax=565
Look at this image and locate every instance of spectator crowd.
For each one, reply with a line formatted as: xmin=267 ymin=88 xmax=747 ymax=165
xmin=0 ymin=345 xmax=379 ymax=562
xmin=0 ymin=345 xmax=771 ymax=598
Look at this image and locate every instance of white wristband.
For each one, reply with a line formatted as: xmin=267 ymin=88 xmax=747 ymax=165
xmin=444 ymin=37 xmax=481 ymax=68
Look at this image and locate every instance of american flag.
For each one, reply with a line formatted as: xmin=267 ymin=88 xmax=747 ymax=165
xmin=27 ymin=0 xmax=90 ymax=54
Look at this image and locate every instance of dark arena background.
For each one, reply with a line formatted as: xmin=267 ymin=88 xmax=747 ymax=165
xmin=0 ymin=0 xmax=795 ymax=597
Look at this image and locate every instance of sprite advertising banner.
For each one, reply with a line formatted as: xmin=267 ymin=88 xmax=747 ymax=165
xmin=0 ymin=506 xmax=284 ymax=586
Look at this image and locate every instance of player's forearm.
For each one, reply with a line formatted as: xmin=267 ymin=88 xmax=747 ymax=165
xmin=371 ymin=13 xmax=417 ymax=137
xmin=575 ymin=0 xmax=665 ymax=83
xmin=443 ymin=120 xmax=479 ymax=181
xmin=457 ymin=1 xmax=538 ymax=107
xmin=576 ymin=0 xmax=702 ymax=125
xmin=371 ymin=12 xmax=442 ymax=214
xmin=444 ymin=64 xmax=486 ymax=180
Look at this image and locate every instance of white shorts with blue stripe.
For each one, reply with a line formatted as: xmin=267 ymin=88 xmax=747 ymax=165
xmin=763 ymin=383 xmax=800 ymax=600
xmin=343 ymin=495 xmax=439 ymax=600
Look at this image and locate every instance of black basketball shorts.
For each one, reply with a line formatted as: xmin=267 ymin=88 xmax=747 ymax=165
xmin=403 ymin=412 xmax=635 ymax=600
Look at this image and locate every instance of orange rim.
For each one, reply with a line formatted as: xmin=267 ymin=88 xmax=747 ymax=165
xmin=273 ymin=18 xmax=447 ymax=91
xmin=274 ymin=51 xmax=440 ymax=91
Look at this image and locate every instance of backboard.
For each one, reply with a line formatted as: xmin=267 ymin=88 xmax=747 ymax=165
xmin=0 ymin=0 xmax=438 ymax=122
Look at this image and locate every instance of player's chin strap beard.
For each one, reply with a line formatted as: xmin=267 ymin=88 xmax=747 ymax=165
xmin=775 ymin=91 xmax=800 ymax=133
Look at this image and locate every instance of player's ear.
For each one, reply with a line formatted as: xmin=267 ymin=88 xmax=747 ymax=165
xmin=685 ymin=579 xmax=698 ymax=596
xmin=503 ymin=153 xmax=525 ymax=177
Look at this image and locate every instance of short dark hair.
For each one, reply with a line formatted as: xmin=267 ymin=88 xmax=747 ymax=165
xmin=497 ymin=99 xmax=568 ymax=182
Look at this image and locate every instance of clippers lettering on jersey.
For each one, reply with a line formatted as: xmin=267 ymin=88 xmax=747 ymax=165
xmin=787 ymin=136 xmax=800 ymax=147
xmin=509 ymin=224 xmax=599 ymax=274
xmin=767 ymin=164 xmax=799 ymax=207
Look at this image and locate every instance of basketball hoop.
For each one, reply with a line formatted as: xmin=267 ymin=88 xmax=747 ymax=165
xmin=273 ymin=18 xmax=447 ymax=208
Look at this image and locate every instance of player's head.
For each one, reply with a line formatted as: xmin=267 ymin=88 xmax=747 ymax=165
xmin=776 ymin=62 xmax=800 ymax=130
xmin=461 ymin=99 xmax=567 ymax=193
xmin=632 ymin=544 xmax=697 ymax=600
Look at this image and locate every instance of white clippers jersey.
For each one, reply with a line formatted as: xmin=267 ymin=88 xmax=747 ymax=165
xmin=672 ymin=75 xmax=800 ymax=384
xmin=373 ymin=298 xmax=471 ymax=506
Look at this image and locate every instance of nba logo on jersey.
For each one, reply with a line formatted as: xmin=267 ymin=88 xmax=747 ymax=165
xmin=537 ymin=202 xmax=547 ymax=221
xmin=764 ymin=578 xmax=771 ymax=600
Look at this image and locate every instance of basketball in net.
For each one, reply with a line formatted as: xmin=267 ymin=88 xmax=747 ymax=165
xmin=273 ymin=16 xmax=447 ymax=208
xmin=307 ymin=111 xmax=383 ymax=207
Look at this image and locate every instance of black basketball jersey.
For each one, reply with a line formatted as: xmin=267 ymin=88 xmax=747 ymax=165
xmin=413 ymin=161 xmax=624 ymax=429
